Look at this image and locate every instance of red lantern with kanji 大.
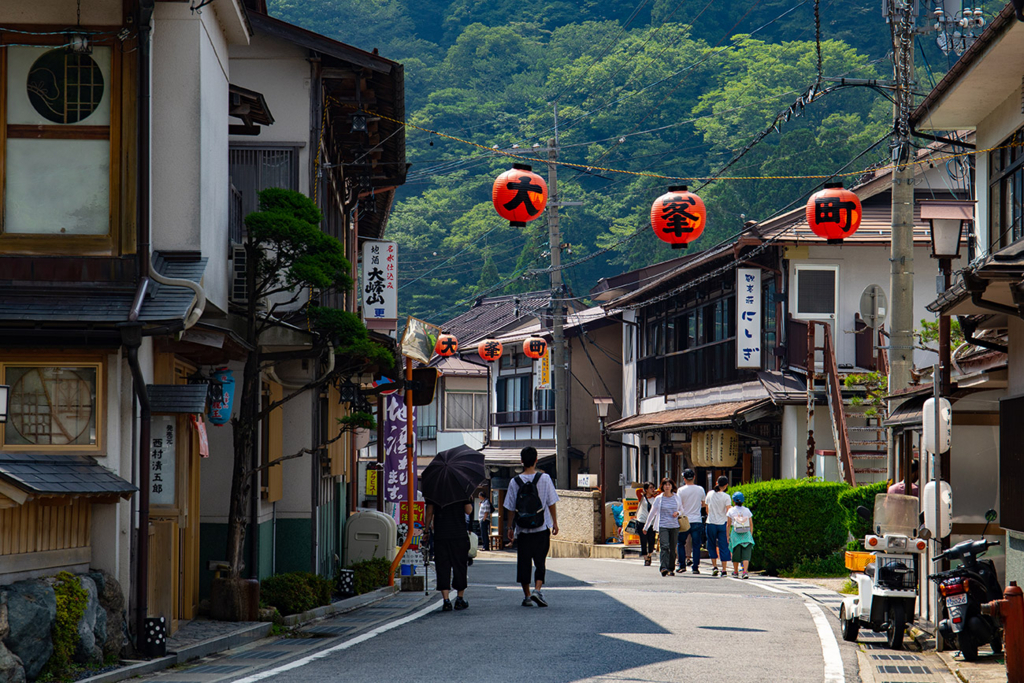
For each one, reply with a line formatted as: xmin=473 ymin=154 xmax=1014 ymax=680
xmin=493 ymin=164 xmax=548 ymax=227
xmin=523 ymin=336 xmax=547 ymax=360
xmin=477 ymin=339 xmax=503 ymax=362
xmin=806 ymin=182 xmax=862 ymax=243
xmin=435 ymin=333 xmax=459 ymax=357
xmin=650 ymin=185 xmax=706 ymax=249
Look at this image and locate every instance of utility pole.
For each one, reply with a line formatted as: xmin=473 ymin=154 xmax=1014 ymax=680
xmin=888 ymin=0 xmax=916 ymax=398
xmin=547 ymin=119 xmax=569 ymax=488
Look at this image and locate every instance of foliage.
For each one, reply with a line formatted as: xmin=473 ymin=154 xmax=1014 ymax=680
xmin=309 ymin=307 xmax=395 ymax=371
xmin=348 ymin=557 xmax=393 ymax=595
xmin=843 ymin=372 xmax=888 ymax=417
xmin=40 ymin=571 xmax=89 ymax=681
xmin=782 ymin=551 xmax=849 ymax=578
xmin=731 ymin=479 xmax=849 ymax=572
xmin=338 ymin=411 xmax=376 ymax=431
xmin=260 ymin=572 xmax=334 ymax=616
xmin=838 ymin=480 xmax=889 ymax=544
xmin=919 ymin=317 xmax=965 ymax=347
xmin=840 ymin=579 xmax=858 ymax=595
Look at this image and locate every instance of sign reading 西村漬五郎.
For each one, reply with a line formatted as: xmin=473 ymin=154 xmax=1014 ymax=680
xmin=361 ymin=240 xmax=397 ymax=329
xmin=736 ymin=268 xmax=761 ymax=369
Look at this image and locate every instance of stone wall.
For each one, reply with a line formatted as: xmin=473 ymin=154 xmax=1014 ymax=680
xmin=555 ymin=489 xmax=600 ymax=545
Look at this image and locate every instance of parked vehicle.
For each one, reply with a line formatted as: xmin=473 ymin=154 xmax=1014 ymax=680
xmin=927 ymin=509 xmax=1002 ymax=661
xmin=841 ymin=493 xmax=928 ymax=649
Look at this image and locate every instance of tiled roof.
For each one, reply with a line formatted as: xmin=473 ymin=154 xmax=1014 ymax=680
xmin=140 ymin=253 xmax=208 ymax=322
xmin=441 ymin=291 xmax=553 ymax=346
xmin=432 ymin=356 xmax=488 ymax=377
xmin=757 ymin=370 xmax=807 ymax=404
xmin=495 ymin=306 xmax=613 ymax=343
xmin=756 ymin=199 xmax=938 ymax=245
xmin=605 ymin=399 xmax=768 ymax=433
xmin=0 ymin=452 xmax=135 ymax=498
xmin=148 ymin=384 xmax=210 ymax=414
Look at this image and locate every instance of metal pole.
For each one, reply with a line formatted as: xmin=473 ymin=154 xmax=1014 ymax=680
xmin=939 ymin=260 xmax=952 ymax=395
xmin=599 ymin=418 xmax=606 ymax=544
xmin=376 ymin=396 xmax=385 ymax=513
xmin=548 ymin=126 xmax=569 ymax=488
xmin=933 ymin=366 xmax=944 ymax=648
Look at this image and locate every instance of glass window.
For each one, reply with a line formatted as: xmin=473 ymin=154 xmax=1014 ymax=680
xmin=3 ymin=364 xmax=100 ymax=448
xmin=794 ymin=267 xmax=837 ymax=318
xmin=445 ymin=392 xmax=486 ymax=430
xmin=229 ymin=147 xmax=300 ymax=220
xmin=990 ymin=126 xmax=1024 ymax=251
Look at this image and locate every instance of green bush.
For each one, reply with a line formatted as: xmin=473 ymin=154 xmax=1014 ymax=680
xmin=838 ymin=480 xmax=888 ymax=544
xmin=731 ymin=479 xmax=849 ymax=573
xmin=783 ymin=551 xmax=849 ymax=578
xmin=349 ymin=557 xmax=392 ymax=595
xmin=260 ymin=572 xmax=333 ymax=616
xmin=40 ymin=571 xmax=89 ymax=681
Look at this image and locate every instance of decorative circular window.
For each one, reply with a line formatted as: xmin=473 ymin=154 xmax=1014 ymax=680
xmin=27 ymin=49 xmax=105 ymax=124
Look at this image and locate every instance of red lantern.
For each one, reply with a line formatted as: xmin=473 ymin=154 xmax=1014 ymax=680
xmin=651 ymin=185 xmax=706 ymax=249
xmin=435 ymin=333 xmax=459 ymax=357
xmin=523 ymin=336 xmax=547 ymax=360
xmin=493 ymin=164 xmax=548 ymax=227
xmin=806 ymin=183 xmax=862 ymax=243
xmin=477 ymin=339 xmax=503 ymax=362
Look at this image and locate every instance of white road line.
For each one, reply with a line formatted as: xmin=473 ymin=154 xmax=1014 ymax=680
xmin=729 ymin=577 xmax=787 ymax=593
xmin=230 ymin=599 xmax=443 ymax=683
xmin=805 ymin=601 xmax=845 ymax=683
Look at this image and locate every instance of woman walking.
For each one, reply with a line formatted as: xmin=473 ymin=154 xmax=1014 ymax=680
xmin=642 ymin=478 xmax=682 ymax=577
xmin=635 ymin=482 xmax=657 ymax=566
xmin=704 ymin=476 xmax=732 ymax=576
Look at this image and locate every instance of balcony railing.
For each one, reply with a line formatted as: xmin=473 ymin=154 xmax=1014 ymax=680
xmin=416 ymin=424 xmax=437 ymax=440
xmin=229 ymin=182 xmax=244 ymax=245
xmin=490 ymin=410 xmax=555 ymax=427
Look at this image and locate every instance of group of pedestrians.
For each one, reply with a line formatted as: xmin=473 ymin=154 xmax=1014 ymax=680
xmin=640 ymin=470 xmax=755 ymax=579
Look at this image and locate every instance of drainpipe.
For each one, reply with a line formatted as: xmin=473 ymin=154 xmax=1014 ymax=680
xmin=957 ymin=316 xmax=1008 ymax=354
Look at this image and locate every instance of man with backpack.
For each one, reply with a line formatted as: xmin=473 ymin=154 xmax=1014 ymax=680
xmin=503 ymin=446 xmax=559 ymax=607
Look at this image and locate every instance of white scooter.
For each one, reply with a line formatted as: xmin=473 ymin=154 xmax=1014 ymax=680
xmin=840 ymin=493 xmax=928 ymax=649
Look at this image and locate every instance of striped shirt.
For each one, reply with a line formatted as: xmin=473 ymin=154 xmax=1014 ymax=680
xmin=658 ymin=493 xmax=680 ymax=529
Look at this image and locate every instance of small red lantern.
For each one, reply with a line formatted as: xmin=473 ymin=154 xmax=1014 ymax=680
xmin=806 ymin=183 xmax=862 ymax=243
xmin=435 ymin=333 xmax=459 ymax=357
xmin=493 ymin=164 xmax=548 ymax=227
xmin=651 ymin=185 xmax=706 ymax=249
xmin=523 ymin=336 xmax=547 ymax=360
xmin=478 ymin=339 xmax=503 ymax=362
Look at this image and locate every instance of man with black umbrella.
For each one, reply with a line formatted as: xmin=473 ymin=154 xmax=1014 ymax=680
xmin=424 ymin=499 xmax=473 ymax=611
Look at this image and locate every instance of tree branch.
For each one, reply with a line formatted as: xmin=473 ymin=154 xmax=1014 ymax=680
xmin=247 ymin=423 xmax=358 ymax=479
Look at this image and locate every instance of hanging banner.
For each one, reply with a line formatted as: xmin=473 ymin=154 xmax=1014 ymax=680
xmin=366 ymin=467 xmax=378 ymax=496
xmin=736 ymin=268 xmax=762 ymax=369
xmin=384 ymin=394 xmax=417 ymax=502
xmin=535 ymin=347 xmax=551 ymax=390
xmin=362 ymin=240 xmax=397 ymax=328
xmin=190 ymin=414 xmax=209 ymax=458
xmin=151 ymin=415 xmax=176 ymax=506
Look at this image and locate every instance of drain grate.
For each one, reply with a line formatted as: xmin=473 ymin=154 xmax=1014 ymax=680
xmin=877 ymin=665 xmax=931 ymax=674
xmin=226 ymin=650 xmax=291 ymax=660
xmin=186 ymin=664 xmax=246 ymax=674
xmin=871 ymin=654 xmax=921 ymax=661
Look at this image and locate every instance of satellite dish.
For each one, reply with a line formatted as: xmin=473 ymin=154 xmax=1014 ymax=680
xmin=859 ymin=284 xmax=887 ymax=329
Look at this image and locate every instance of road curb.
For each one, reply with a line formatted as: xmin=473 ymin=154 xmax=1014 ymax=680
xmin=280 ymin=585 xmax=400 ymax=626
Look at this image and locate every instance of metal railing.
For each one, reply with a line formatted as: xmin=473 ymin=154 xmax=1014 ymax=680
xmin=416 ymin=425 xmax=437 ymax=440
xmin=490 ymin=410 xmax=555 ymax=427
xmin=818 ymin=321 xmax=857 ymax=485
xmin=229 ymin=182 xmax=244 ymax=245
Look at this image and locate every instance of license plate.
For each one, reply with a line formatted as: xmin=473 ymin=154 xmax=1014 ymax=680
xmin=946 ymin=594 xmax=967 ymax=607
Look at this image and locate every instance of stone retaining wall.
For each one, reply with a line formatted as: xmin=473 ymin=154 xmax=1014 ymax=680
xmin=555 ymin=489 xmax=600 ymax=545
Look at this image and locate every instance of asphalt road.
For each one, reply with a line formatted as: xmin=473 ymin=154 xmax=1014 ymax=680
xmin=247 ymin=553 xmax=861 ymax=683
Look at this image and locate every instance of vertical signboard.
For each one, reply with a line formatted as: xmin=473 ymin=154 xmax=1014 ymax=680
xmin=535 ymin=347 xmax=551 ymax=390
xmin=384 ymin=394 xmax=416 ymax=502
xmin=151 ymin=415 xmax=176 ymax=506
xmin=362 ymin=240 xmax=397 ymax=329
xmin=736 ymin=268 xmax=762 ymax=369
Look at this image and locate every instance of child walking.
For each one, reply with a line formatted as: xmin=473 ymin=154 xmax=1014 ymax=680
xmin=726 ymin=491 xmax=755 ymax=579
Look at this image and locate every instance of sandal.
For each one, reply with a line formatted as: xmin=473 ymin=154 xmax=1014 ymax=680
xmin=644 ymin=556 xmax=652 ymax=566
xmin=661 ymin=569 xmax=669 ymax=577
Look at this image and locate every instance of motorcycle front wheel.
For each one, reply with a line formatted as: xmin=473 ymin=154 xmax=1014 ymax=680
xmin=886 ymin=603 xmax=906 ymax=650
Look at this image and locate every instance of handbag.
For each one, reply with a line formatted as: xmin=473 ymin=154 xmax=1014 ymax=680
xmin=624 ymin=519 xmax=640 ymax=535
xmin=678 ymin=516 xmax=691 ymax=532
xmin=468 ymin=531 xmax=479 ymax=558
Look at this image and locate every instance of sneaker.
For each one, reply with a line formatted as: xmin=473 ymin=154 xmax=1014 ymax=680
xmin=522 ymin=597 xmax=533 ymax=607
xmin=442 ymin=599 xmax=453 ymax=612
xmin=454 ymin=597 xmax=469 ymax=610
xmin=742 ymin=572 xmax=749 ymax=580
xmin=692 ymin=568 xmax=700 ymax=575
xmin=530 ymin=590 xmax=548 ymax=607
xmin=712 ymin=567 xmax=720 ymax=577
xmin=686 ymin=558 xmax=693 ymax=566
xmin=732 ymin=571 xmax=740 ymax=578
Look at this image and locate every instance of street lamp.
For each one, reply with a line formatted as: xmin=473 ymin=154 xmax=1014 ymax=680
xmin=593 ymin=396 xmax=613 ymax=544
xmin=0 ymin=385 xmax=8 ymax=424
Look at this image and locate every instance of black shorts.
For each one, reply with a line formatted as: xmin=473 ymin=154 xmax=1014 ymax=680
xmin=516 ymin=529 xmax=550 ymax=585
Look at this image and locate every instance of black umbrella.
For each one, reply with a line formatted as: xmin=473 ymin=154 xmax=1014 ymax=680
xmin=419 ymin=444 xmax=486 ymax=508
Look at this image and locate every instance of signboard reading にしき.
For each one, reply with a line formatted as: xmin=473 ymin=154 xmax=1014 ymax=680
xmin=362 ymin=240 xmax=397 ymax=329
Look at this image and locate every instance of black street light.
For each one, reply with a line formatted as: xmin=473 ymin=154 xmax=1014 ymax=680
xmin=593 ymin=396 xmax=613 ymax=544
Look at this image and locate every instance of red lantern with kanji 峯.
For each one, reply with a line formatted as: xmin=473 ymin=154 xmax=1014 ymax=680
xmin=493 ymin=164 xmax=548 ymax=227
xmin=523 ymin=336 xmax=547 ymax=360
xmin=435 ymin=333 xmax=459 ymax=357
xmin=651 ymin=185 xmax=706 ymax=249
xmin=806 ymin=183 xmax=862 ymax=243
xmin=478 ymin=339 xmax=503 ymax=362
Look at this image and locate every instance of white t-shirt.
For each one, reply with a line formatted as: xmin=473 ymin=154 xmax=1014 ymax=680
xmin=503 ymin=471 xmax=559 ymax=534
xmin=704 ymin=490 xmax=732 ymax=525
xmin=678 ymin=484 xmax=706 ymax=523
xmin=727 ymin=505 xmax=754 ymax=531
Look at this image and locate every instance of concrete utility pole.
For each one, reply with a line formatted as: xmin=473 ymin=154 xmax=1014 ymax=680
xmin=888 ymin=0 xmax=916 ymax=398
xmin=547 ymin=130 xmax=569 ymax=488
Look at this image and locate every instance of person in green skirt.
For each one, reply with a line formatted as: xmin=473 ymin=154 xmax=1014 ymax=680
xmin=726 ymin=491 xmax=755 ymax=579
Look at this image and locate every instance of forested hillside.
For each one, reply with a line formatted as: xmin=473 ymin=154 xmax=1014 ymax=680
xmin=266 ymin=0 xmax=974 ymax=323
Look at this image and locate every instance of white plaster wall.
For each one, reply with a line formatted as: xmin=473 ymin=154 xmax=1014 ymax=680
xmin=276 ymin=390 xmax=314 ymax=518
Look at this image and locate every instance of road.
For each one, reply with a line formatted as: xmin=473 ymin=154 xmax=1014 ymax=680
xmin=235 ymin=554 xmax=861 ymax=683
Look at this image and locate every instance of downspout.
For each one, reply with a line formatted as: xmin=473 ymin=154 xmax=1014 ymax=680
xmin=957 ymin=315 xmax=1009 ymax=354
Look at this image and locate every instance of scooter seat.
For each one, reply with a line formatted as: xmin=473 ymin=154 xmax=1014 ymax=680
xmin=863 ymin=562 xmax=876 ymax=579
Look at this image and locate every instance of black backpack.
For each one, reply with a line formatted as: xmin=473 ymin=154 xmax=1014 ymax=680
xmin=513 ymin=474 xmax=546 ymax=529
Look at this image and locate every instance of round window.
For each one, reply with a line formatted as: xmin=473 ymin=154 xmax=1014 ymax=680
xmin=27 ymin=49 xmax=104 ymax=124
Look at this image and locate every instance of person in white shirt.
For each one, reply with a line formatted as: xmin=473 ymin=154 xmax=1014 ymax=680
xmin=477 ymin=490 xmax=492 ymax=551
xmin=503 ymin=447 xmax=559 ymax=607
xmin=635 ymin=482 xmax=657 ymax=566
xmin=676 ymin=469 xmax=706 ymax=574
xmin=642 ymin=478 xmax=682 ymax=576
xmin=704 ymin=476 xmax=733 ymax=577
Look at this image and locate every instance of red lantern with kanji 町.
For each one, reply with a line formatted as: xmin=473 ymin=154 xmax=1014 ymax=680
xmin=806 ymin=182 xmax=862 ymax=243
xmin=651 ymin=185 xmax=706 ymax=249
xmin=493 ymin=164 xmax=548 ymax=227
xmin=435 ymin=333 xmax=459 ymax=357
xmin=523 ymin=336 xmax=547 ymax=360
xmin=478 ymin=339 xmax=503 ymax=362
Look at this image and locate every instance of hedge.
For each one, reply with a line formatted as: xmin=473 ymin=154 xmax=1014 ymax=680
xmin=838 ymin=480 xmax=888 ymax=544
xmin=261 ymin=571 xmax=333 ymax=616
xmin=349 ymin=557 xmax=392 ymax=595
xmin=731 ymin=479 xmax=849 ymax=572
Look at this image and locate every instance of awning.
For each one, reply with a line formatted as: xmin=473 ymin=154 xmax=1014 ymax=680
xmin=757 ymin=370 xmax=807 ymax=404
xmin=0 ymin=453 xmax=136 ymax=505
xmin=480 ymin=446 xmax=572 ymax=467
xmin=148 ymin=384 xmax=209 ymax=414
xmin=605 ymin=399 xmax=770 ymax=434
xmin=883 ymin=394 xmax=927 ymax=429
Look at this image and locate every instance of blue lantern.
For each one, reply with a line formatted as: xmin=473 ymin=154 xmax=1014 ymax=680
xmin=207 ymin=367 xmax=234 ymax=426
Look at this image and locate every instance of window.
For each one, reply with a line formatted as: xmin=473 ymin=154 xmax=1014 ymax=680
xmin=792 ymin=265 xmax=838 ymax=319
xmin=229 ymin=146 xmax=300 ymax=223
xmin=1 ymin=43 xmax=123 ymax=252
xmin=445 ymin=392 xmax=487 ymax=431
xmin=496 ymin=375 xmax=531 ymax=413
xmin=1 ymin=360 xmax=103 ymax=452
xmin=417 ymin=401 xmax=438 ymax=440
xmin=990 ymin=127 xmax=1024 ymax=251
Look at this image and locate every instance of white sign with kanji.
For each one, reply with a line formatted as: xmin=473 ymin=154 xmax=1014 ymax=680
xmin=361 ymin=240 xmax=397 ymax=324
xmin=736 ymin=268 xmax=762 ymax=369
xmin=150 ymin=415 xmax=176 ymax=506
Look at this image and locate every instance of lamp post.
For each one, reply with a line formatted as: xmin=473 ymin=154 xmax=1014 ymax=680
xmin=0 ymin=385 xmax=8 ymax=425
xmin=593 ymin=396 xmax=613 ymax=544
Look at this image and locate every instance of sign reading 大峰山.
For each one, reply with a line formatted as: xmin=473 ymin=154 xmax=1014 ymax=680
xmin=736 ymin=268 xmax=762 ymax=369
xmin=362 ymin=240 xmax=397 ymax=328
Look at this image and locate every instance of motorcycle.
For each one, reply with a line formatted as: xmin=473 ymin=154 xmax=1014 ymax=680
xmin=927 ymin=509 xmax=1002 ymax=661
xmin=840 ymin=493 xmax=927 ymax=649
